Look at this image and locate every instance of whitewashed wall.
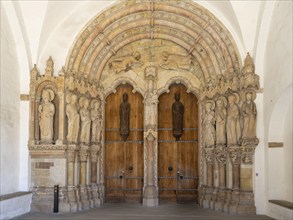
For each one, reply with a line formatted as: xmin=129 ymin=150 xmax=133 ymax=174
xmin=0 ymin=3 xmax=20 ymax=196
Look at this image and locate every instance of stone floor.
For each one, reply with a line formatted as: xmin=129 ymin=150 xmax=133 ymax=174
xmin=13 ymin=203 xmax=274 ymax=220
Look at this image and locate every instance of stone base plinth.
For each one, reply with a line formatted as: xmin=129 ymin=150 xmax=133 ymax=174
xmin=200 ymin=186 xmax=256 ymax=215
xmin=143 ymin=198 xmax=159 ymax=207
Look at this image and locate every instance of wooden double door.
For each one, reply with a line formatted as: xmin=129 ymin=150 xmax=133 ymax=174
xmin=105 ymin=84 xmax=198 ymax=204
xmin=158 ymin=84 xmax=199 ymax=203
xmin=105 ymin=84 xmax=144 ymax=203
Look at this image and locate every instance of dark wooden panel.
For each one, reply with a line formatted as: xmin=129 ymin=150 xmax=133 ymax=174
xmin=158 ymin=84 xmax=198 ymax=203
xmin=105 ymin=84 xmax=143 ymax=203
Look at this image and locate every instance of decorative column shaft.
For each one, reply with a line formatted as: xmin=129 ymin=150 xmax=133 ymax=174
xmin=143 ymin=66 xmax=159 ymax=207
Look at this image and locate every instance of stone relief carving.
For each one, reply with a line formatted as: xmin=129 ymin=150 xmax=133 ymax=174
xmin=109 ymin=52 xmax=143 ymax=74
xmin=240 ymin=53 xmax=260 ymax=89
xmin=226 ymin=93 xmax=241 ymax=146
xmin=144 ymin=66 xmax=158 ymax=130
xmin=66 ymin=93 xmax=80 ymax=143
xmin=160 ymin=51 xmax=194 ymax=72
xmin=205 ymin=148 xmax=215 ymax=164
xmin=39 ymin=89 xmax=55 ymax=143
xmin=79 ymin=97 xmax=91 ymax=145
xmin=120 ymin=93 xmax=130 ymax=141
xmin=91 ymin=99 xmax=103 ymax=144
xmin=241 ymin=90 xmax=258 ymax=145
xmin=203 ymin=100 xmax=215 ymax=147
xmin=172 ymin=92 xmax=184 ymax=141
xmin=45 ymin=57 xmax=54 ymax=76
xmin=65 ymin=74 xmax=103 ymax=98
xmin=215 ymin=96 xmax=227 ymax=146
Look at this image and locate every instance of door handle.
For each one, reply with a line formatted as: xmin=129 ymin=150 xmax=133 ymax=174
xmin=119 ymin=170 xmax=125 ymax=179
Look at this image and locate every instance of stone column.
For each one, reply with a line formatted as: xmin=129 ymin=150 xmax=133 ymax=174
xmin=214 ymin=147 xmax=227 ymax=211
xmin=143 ymin=66 xmax=159 ymax=207
xmin=56 ymin=71 xmax=65 ymax=145
xmin=202 ymin=147 xmax=215 ymax=209
xmin=66 ymin=146 xmax=78 ymax=212
xmin=229 ymin=147 xmax=241 ymax=190
xmin=79 ymin=145 xmax=90 ymax=209
xmin=228 ymin=146 xmax=241 ymax=214
xmin=89 ymin=145 xmax=101 ymax=207
xmin=143 ymin=131 xmax=158 ymax=206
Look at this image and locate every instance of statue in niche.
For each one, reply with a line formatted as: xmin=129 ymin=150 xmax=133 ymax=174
xmin=226 ymin=93 xmax=241 ymax=146
xmin=160 ymin=51 xmax=193 ymax=71
xmin=108 ymin=51 xmax=143 ymax=74
xmin=39 ymin=89 xmax=55 ymax=143
xmin=79 ymin=97 xmax=91 ymax=144
xmin=215 ymin=96 xmax=227 ymax=145
xmin=120 ymin=93 xmax=130 ymax=141
xmin=203 ymin=100 xmax=216 ymax=147
xmin=172 ymin=92 xmax=184 ymax=141
xmin=91 ymin=99 xmax=103 ymax=144
xmin=241 ymin=90 xmax=257 ymax=144
xmin=66 ymin=93 xmax=80 ymax=143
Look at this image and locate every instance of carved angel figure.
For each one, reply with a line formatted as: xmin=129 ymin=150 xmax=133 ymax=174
xmin=109 ymin=52 xmax=143 ymax=74
xmin=215 ymin=97 xmax=227 ymax=145
xmin=203 ymin=100 xmax=216 ymax=147
xmin=79 ymin=97 xmax=91 ymax=144
xmin=66 ymin=93 xmax=80 ymax=143
xmin=39 ymin=89 xmax=55 ymax=143
xmin=241 ymin=91 xmax=257 ymax=143
xmin=91 ymin=99 xmax=103 ymax=143
xmin=160 ymin=51 xmax=193 ymax=71
xmin=226 ymin=94 xmax=241 ymax=146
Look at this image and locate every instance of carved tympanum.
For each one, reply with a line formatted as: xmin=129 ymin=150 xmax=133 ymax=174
xmin=120 ymin=93 xmax=130 ymax=141
xmin=66 ymin=93 xmax=80 ymax=143
xmin=172 ymin=92 xmax=184 ymax=141
xmin=203 ymin=100 xmax=215 ymax=147
xmin=79 ymin=97 xmax=91 ymax=144
xmin=215 ymin=96 xmax=227 ymax=145
xmin=39 ymin=89 xmax=55 ymax=143
xmin=226 ymin=93 xmax=241 ymax=146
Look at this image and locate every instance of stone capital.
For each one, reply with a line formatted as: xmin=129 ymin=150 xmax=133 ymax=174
xmin=67 ymin=149 xmax=76 ymax=163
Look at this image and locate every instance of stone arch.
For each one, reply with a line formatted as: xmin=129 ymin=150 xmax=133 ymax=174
xmin=65 ymin=0 xmax=242 ymax=85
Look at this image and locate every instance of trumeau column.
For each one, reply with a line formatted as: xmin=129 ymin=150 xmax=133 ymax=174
xmin=143 ymin=66 xmax=159 ymax=207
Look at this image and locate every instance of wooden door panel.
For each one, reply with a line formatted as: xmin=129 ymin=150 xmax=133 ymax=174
xmin=158 ymin=84 xmax=198 ymax=203
xmin=105 ymin=84 xmax=143 ymax=203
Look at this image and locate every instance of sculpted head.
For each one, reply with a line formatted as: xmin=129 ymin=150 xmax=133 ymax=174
xmin=228 ymin=95 xmax=236 ymax=105
xmin=42 ymin=90 xmax=50 ymax=102
xmin=216 ymin=99 xmax=223 ymax=108
xmin=123 ymin=93 xmax=128 ymax=102
xmin=83 ymin=99 xmax=89 ymax=109
xmin=175 ymin=92 xmax=180 ymax=101
xmin=205 ymin=102 xmax=212 ymax=112
xmin=71 ymin=94 xmax=78 ymax=104
xmin=246 ymin=92 xmax=252 ymax=101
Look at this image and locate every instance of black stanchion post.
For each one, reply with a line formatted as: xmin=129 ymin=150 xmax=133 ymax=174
xmin=53 ymin=185 xmax=59 ymax=213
